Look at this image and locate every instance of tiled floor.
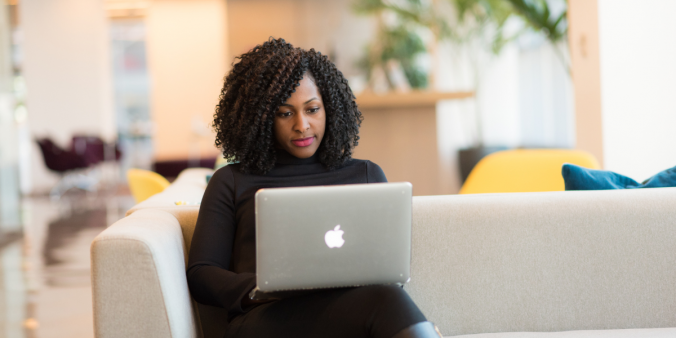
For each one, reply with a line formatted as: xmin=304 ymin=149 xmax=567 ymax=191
xmin=0 ymin=189 xmax=135 ymax=338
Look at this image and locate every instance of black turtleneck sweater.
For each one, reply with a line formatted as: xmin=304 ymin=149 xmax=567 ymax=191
xmin=187 ymin=150 xmax=387 ymax=317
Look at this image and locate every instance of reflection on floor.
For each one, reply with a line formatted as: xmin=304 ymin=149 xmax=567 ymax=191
xmin=0 ymin=189 xmax=135 ymax=338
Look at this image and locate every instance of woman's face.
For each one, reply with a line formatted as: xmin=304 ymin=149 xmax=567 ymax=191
xmin=274 ymin=74 xmax=326 ymax=159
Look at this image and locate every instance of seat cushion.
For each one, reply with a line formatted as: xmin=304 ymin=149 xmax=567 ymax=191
xmin=451 ymin=327 xmax=676 ymax=338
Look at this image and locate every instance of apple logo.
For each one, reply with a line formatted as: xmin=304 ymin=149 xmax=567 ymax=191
xmin=324 ymin=225 xmax=345 ymax=248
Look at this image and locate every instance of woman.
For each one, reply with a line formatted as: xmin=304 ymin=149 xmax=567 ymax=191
xmin=188 ymin=38 xmax=441 ymax=338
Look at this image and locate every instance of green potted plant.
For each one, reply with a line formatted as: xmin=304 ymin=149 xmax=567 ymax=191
xmin=353 ymin=0 xmax=452 ymax=91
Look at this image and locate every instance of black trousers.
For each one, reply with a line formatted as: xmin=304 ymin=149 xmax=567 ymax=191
xmin=224 ymin=285 xmax=427 ymax=338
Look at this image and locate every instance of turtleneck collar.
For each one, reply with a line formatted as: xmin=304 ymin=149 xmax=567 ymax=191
xmin=275 ymin=148 xmax=320 ymax=165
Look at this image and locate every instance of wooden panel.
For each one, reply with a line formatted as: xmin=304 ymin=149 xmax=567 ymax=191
xmin=354 ymin=106 xmax=442 ymax=196
xmin=569 ymin=0 xmax=604 ymax=167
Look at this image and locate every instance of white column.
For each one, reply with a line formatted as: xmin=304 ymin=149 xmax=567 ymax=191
xmin=0 ymin=0 xmax=20 ymax=228
xmin=20 ymin=0 xmax=113 ymax=193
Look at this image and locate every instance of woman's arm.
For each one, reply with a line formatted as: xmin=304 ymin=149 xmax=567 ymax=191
xmin=186 ymin=166 xmax=256 ymax=316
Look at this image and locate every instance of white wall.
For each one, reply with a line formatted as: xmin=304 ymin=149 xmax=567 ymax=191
xmin=518 ymin=40 xmax=574 ymax=149
xmin=598 ymin=0 xmax=676 ymax=180
xmin=479 ymin=43 xmax=522 ymax=148
xmin=20 ymin=0 xmax=114 ymax=193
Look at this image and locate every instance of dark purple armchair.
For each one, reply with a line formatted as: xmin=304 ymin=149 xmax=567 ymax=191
xmin=71 ymin=135 xmax=122 ymax=166
xmin=36 ymin=138 xmax=90 ymax=173
xmin=36 ymin=136 xmax=122 ymax=198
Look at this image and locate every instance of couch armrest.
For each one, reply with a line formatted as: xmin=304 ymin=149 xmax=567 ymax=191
xmin=91 ymin=209 xmax=199 ymax=338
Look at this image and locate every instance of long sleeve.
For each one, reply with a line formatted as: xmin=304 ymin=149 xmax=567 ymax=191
xmin=187 ymin=166 xmax=256 ymax=316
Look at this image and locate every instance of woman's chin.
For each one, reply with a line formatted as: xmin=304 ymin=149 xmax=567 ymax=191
xmin=287 ymin=145 xmax=318 ymax=159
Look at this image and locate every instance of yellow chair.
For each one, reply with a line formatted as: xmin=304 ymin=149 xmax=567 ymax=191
xmin=127 ymin=168 xmax=171 ymax=203
xmin=459 ymin=149 xmax=600 ymax=194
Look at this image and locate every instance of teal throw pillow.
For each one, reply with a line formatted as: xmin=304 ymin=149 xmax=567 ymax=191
xmin=562 ymin=164 xmax=676 ymax=190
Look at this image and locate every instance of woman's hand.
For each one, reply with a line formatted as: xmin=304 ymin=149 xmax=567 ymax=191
xmin=241 ymin=292 xmax=276 ymax=309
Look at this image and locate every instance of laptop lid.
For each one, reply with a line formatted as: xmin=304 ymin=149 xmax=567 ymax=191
xmin=255 ymin=182 xmax=412 ymax=293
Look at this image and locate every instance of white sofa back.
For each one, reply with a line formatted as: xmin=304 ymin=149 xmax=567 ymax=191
xmin=92 ymin=169 xmax=676 ymax=337
xmin=408 ymin=188 xmax=676 ymax=335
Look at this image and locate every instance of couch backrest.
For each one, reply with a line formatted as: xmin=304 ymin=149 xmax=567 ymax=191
xmin=406 ymin=187 xmax=676 ymax=336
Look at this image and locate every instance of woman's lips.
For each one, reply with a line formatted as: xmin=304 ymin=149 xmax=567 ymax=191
xmin=291 ymin=137 xmax=314 ymax=147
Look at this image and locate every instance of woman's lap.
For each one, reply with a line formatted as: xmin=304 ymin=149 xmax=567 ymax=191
xmin=225 ymin=285 xmax=426 ymax=338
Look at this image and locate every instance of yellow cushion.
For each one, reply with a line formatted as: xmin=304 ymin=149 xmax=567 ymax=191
xmin=127 ymin=168 xmax=171 ymax=203
xmin=459 ymin=149 xmax=600 ymax=194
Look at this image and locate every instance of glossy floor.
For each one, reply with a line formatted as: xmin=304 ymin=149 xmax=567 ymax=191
xmin=0 ymin=190 xmax=134 ymax=338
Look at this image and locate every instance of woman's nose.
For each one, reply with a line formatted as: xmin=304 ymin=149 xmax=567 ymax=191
xmin=293 ymin=113 xmax=310 ymax=132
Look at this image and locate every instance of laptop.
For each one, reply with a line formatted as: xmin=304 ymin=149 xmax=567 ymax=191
xmin=250 ymin=182 xmax=412 ymax=299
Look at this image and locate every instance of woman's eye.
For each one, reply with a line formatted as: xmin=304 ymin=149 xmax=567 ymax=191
xmin=277 ymin=111 xmax=292 ymax=117
xmin=307 ymin=107 xmax=320 ymax=114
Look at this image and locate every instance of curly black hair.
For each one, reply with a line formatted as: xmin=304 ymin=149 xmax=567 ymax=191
xmin=213 ymin=38 xmax=363 ymax=175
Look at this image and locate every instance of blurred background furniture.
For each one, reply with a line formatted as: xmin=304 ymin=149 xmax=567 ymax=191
xmin=92 ymin=168 xmax=676 ymax=337
xmin=152 ymin=157 xmax=217 ymax=180
xmin=126 ymin=168 xmax=170 ymax=203
xmin=36 ymin=138 xmax=90 ymax=173
xmin=36 ymin=136 xmax=123 ymax=198
xmin=459 ymin=149 xmax=601 ymax=194
xmin=36 ymin=137 xmax=95 ymax=198
xmin=354 ymin=91 xmax=473 ymax=196
xmin=457 ymin=146 xmax=510 ymax=184
xmin=71 ymin=135 xmax=122 ymax=166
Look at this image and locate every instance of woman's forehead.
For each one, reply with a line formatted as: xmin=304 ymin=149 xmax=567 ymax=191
xmin=283 ymin=76 xmax=322 ymax=105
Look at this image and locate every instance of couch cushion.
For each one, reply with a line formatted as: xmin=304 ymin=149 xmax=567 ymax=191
xmin=451 ymin=327 xmax=676 ymax=338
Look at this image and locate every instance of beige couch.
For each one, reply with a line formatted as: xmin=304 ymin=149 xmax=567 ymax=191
xmin=91 ymin=168 xmax=676 ymax=337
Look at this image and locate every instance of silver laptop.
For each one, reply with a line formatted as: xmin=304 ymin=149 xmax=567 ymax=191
xmin=252 ymin=182 xmax=412 ymax=298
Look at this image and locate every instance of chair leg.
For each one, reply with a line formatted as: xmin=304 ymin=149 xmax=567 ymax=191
xmin=50 ymin=174 xmax=70 ymax=200
xmin=50 ymin=168 xmax=101 ymax=199
xmin=74 ymin=167 xmax=100 ymax=192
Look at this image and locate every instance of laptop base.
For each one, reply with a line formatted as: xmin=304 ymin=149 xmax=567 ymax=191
xmin=249 ymin=283 xmax=405 ymax=301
